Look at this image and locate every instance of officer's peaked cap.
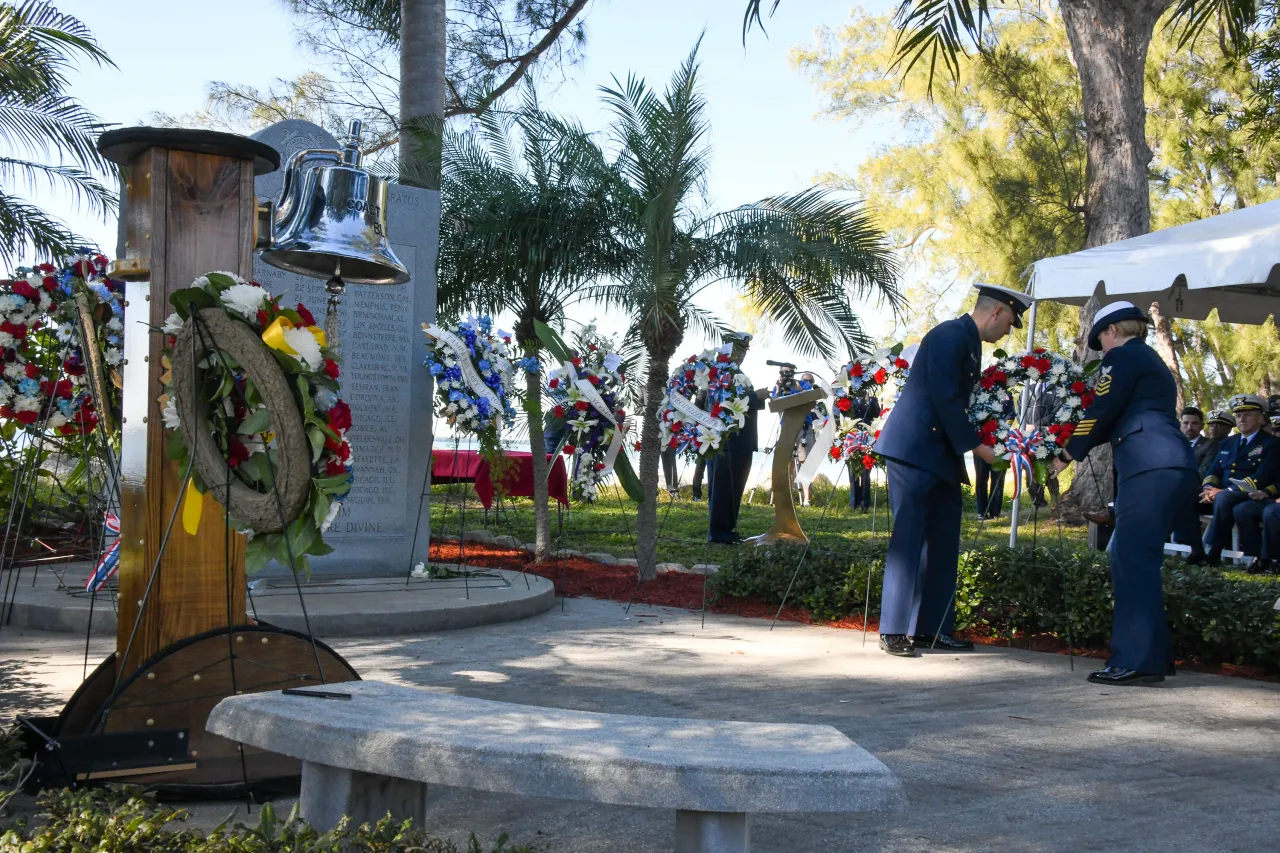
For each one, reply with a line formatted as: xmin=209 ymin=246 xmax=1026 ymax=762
xmin=973 ymin=283 xmax=1032 ymax=328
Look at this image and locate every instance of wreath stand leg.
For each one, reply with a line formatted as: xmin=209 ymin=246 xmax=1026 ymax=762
xmin=768 ymin=461 xmax=849 ymax=631
xmin=861 ymin=467 xmax=882 ymax=647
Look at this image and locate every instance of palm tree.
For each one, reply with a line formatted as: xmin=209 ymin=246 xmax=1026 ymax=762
xmin=595 ymin=44 xmax=903 ymax=580
xmin=436 ymin=98 xmax=626 ymax=560
xmin=0 ymin=0 xmax=116 ymax=267
xmin=742 ymin=1 xmax=1261 ymax=517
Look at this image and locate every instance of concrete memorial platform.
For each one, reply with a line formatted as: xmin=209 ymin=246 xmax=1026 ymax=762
xmin=207 ymin=679 xmax=904 ymax=853
xmin=3 ymin=565 xmax=554 ymax=637
xmin=250 ymin=119 xmax=438 ymax=575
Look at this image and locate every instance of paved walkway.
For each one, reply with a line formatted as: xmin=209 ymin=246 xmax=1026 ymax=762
xmin=2 ymin=599 xmax=1277 ymax=852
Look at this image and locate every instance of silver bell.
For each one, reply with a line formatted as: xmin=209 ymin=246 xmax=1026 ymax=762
xmin=257 ymin=119 xmax=409 ymax=288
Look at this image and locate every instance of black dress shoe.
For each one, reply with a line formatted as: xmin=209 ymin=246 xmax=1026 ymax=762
xmin=1087 ymin=665 xmax=1165 ymax=685
xmin=1245 ymin=557 xmax=1275 ymax=575
xmin=1183 ymin=553 xmax=1209 ymax=567
xmin=912 ymin=633 xmax=974 ymax=650
xmin=879 ymin=634 xmax=916 ymax=657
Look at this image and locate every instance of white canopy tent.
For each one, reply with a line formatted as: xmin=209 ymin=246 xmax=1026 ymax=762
xmin=1010 ymin=198 xmax=1280 ymax=545
xmin=1027 ymin=198 xmax=1280 ymax=325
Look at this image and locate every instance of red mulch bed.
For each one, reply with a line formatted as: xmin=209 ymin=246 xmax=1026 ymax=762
xmin=429 ymin=539 xmax=1277 ymax=682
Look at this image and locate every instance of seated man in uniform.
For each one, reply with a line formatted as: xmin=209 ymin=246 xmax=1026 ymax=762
xmin=1200 ymin=409 xmax=1234 ymax=480
xmin=1200 ymin=394 xmax=1280 ymax=565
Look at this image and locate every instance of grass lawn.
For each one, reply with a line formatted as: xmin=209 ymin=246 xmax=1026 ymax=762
xmin=431 ymin=478 xmax=1093 ymax=567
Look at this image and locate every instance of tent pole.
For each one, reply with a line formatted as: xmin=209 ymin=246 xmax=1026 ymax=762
xmin=1009 ymin=300 xmax=1039 ymax=548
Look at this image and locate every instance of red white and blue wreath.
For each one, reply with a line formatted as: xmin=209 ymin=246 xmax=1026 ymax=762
xmin=546 ymin=337 xmax=629 ymax=501
xmin=0 ymin=266 xmax=58 ymax=427
xmin=827 ymin=344 xmax=910 ymax=468
xmin=46 ymin=253 xmax=126 ymax=433
xmin=658 ymin=345 xmax=753 ymax=457
xmin=422 ymin=316 xmax=517 ymax=458
xmin=968 ymin=348 xmax=1090 ymax=495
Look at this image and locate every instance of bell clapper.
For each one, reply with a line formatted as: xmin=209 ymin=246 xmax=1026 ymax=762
xmin=325 ymin=258 xmax=344 ymax=356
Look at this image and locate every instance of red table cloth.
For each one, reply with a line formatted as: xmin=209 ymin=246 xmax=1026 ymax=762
xmin=430 ymin=449 xmax=569 ymax=510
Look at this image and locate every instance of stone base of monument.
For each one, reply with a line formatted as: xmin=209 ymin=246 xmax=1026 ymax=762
xmin=208 ymin=680 xmax=906 ymax=853
xmin=5 ymin=566 xmax=554 ymax=637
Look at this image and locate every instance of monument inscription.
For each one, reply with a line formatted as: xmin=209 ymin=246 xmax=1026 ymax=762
xmin=251 ymin=120 xmax=437 ymax=574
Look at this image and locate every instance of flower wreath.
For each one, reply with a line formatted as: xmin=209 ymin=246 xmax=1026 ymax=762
xmin=161 ymin=272 xmax=353 ymax=574
xmin=546 ymin=338 xmax=629 ymax=502
xmin=422 ymin=316 xmax=516 ymax=459
xmin=0 ymin=266 xmax=59 ymax=427
xmin=658 ymin=345 xmax=753 ymax=458
xmin=827 ymin=344 xmax=910 ymax=468
xmin=45 ymin=253 xmax=126 ymax=434
xmin=968 ymin=347 xmax=1090 ymax=490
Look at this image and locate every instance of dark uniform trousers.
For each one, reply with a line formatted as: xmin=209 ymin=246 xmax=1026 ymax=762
xmin=1112 ymin=468 xmax=1198 ymax=673
xmin=873 ymin=315 xmax=982 ymax=638
xmin=1062 ymin=338 xmax=1199 ymax=675
xmin=880 ymin=460 xmax=963 ymax=636
xmin=707 ymin=449 xmax=752 ymax=542
xmin=972 ymin=454 xmax=1004 ymax=517
xmin=1231 ymin=498 xmax=1280 ymax=557
xmin=707 ymin=391 xmax=763 ymax=542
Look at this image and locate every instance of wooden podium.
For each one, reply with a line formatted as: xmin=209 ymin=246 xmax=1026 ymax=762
xmin=746 ymin=388 xmax=826 ymax=546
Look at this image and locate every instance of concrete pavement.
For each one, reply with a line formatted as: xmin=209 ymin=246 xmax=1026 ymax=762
xmin=2 ymin=597 xmax=1277 ymax=852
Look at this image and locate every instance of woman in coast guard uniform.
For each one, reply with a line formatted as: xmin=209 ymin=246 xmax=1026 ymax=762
xmin=1053 ymin=301 xmax=1198 ymax=685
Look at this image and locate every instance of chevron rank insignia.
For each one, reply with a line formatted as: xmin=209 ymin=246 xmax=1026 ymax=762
xmin=1096 ymin=366 xmax=1113 ymax=395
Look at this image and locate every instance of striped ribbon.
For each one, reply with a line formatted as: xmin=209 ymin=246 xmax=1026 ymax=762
xmin=1003 ymin=427 xmax=1041 ymax=501
xmin=84 ymin=512 xmax=120 ymax=592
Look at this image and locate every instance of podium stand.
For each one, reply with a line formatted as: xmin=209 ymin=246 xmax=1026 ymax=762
xmin=746 ymin=388 xmax=826 ymax=546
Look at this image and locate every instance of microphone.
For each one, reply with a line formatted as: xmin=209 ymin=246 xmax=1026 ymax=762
xmin=766 ymin=359 xmax=797 ymax=370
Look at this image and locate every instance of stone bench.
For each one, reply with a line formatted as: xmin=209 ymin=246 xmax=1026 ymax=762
xmin=207 ymin=680 xmax=904 ymax=853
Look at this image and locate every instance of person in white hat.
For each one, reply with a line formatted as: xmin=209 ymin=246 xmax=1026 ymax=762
xmin=1052 ymin=301 xmax=1200 ymax=685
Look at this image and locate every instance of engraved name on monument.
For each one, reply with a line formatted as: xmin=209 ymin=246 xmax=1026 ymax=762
xmin=251 ymin=120 xmax=437 ymax=574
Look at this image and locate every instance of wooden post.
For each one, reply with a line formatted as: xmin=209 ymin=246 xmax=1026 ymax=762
xmin=101 ymin=130 xmax=280 ymax=676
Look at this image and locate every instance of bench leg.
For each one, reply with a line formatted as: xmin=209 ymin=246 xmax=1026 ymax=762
xmin=300 ymin=761 xmax=429 ymax=832
xmin=675 ymin=810 xmax=750 ymax=853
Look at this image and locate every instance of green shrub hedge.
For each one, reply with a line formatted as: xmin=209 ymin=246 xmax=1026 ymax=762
xmin=710 ymin=542 xmax=1280 ymax=672
xmin=0 ymin=786 xmax=536 ymax=853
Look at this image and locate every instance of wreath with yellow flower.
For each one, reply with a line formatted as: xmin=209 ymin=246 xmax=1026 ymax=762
xmin=160 ymin=272 xmax=353 ymax=574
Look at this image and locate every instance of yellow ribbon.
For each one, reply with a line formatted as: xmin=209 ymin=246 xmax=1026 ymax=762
xmin=261 ymin=316 xmax=327 ymax=355
xmin=181 ymin=478 xmax=203 ymax=535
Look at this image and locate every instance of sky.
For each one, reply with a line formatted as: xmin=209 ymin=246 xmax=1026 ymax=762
xmin=39 ymin=0 xmax=913 ymax=381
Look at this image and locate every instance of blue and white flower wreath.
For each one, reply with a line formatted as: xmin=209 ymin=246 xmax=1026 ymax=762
xmin=422 ymin=316 xmax=517 ymax=454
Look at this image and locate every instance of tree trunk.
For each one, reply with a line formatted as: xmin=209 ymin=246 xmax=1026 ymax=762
xmin=1148 ymin=301 xmax=1184 ymax=409
xmin=400 ymin=0 xmax=447 ymax=170
xmin=524 ymin=363 xmax=553 ymax=562
xmin=1056 ymin=0 xmax=1173 ymax=521
xmin=401 ymin=0 xmax=447 ymax=564
xmin=634 ymin=351 xmax=672 ymax=581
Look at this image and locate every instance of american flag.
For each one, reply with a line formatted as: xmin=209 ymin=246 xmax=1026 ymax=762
xmin=84 ymin=513 xmax=120 ymax=592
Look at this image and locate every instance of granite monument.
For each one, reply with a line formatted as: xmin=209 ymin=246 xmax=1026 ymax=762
xmin=251 ymin=120 xmax=437 ymax=575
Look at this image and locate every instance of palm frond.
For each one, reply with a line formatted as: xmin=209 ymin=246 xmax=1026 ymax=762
xmin=1168 ymin=0 xmax=1259 ymax=51
xmin=741 ymin=0 xmax=783 ymax=41
xmin=0 ymin=187 xmax=88 ymax=267
xmin=0 ymin=155 xmax=114 ymax=217
xmin=697 ymin=188 xmax=903 ymax=359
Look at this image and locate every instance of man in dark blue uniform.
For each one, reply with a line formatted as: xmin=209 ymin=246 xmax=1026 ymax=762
xmin=707 ymin=331 xmax=767 ymax=544
xmin=1200 ymin=394 xmax=1280 ymax=565
xmin=873 ymin=283 xmax=1031 ymax=657
xmin=1053 ymin=301 xmax=1199 ymax=685
xmin=847 ymin=392 xmax=881 ymax=511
